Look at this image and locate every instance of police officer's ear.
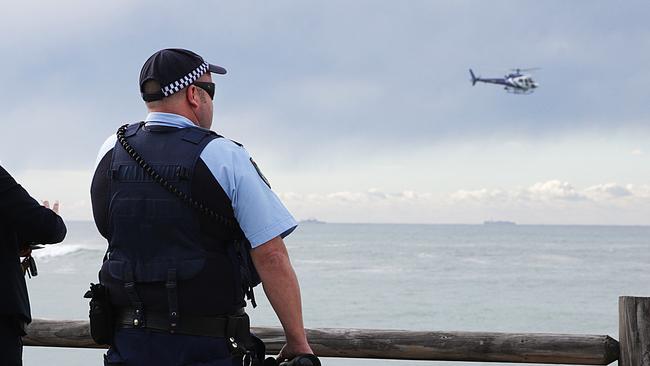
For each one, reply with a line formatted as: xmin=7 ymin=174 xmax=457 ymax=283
xmin=186 ymin=85 xmax=202 ymax=109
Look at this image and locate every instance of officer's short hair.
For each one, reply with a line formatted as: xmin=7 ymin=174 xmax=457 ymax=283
xmin=142 ymin=80 xmax=161 ymax=95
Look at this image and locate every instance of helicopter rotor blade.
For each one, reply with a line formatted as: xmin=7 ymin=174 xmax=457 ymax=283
xmin=511 ymin=67 xmax=541 ymax=72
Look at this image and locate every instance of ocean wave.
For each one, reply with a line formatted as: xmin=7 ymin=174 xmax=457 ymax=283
xmin=295 ymin=259 xmax=345 ymax=266
xmin=462 ymin=257 xmax=490 ymax=265
xmin=348 ymin=266 xmax=404 ymax=274
xmin=32 ymin=243 xmax=105 ymax=259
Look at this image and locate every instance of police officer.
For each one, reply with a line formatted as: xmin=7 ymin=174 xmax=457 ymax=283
xmin=90 ymin=48 xmax=313 ymax=365
xmin=0 ymin=165 xmax=67 ymax=365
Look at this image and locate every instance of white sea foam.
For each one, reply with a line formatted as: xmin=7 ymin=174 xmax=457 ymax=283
xmin=529 ymin=254 xmax=580 ymax=264
xmin=462 ymin=257 xmax=489 ymax=265
xmin=32 ymin=243 xmax=103 ymax=259
xmin=295 ymin=259 xmax=345 ymax=266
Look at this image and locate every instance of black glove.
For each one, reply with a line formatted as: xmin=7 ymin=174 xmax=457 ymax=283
xmin=270 ymin=354 xmax=320 ymax=366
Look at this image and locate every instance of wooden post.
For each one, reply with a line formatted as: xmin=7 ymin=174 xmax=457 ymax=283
xmin=619 ymin=296 xmax=650 ymax=366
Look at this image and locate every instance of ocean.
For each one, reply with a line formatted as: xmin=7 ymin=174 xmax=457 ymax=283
xmin=23 ymin=221 xmax=650 ymax=366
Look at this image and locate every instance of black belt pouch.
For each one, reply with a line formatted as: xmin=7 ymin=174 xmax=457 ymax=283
xmin=84 ymin=283 xmax=115 ymax=346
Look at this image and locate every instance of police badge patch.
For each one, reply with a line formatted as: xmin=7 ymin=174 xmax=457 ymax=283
xmin=249 ymin=158 xmax=271 ymax=188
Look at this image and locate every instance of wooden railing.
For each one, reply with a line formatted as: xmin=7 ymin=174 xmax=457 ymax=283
xmin=23 ymin=296 xmax=650 ymax=366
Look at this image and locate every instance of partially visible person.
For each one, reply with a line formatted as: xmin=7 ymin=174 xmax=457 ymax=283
xmin=0 ymin=165 xmax=67 ymax=366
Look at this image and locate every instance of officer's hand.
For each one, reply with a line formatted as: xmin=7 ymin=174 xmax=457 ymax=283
xmin=18 ymin=245 xmax=32 ymax=258
xmin=43 ymin=200 xmax=60 ymax=214
xmin=277 ymin=343 xmax=314 ymax=362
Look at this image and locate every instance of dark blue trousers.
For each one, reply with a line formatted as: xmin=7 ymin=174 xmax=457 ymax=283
xmin=104 ymin=328 xmax=241 ymax=366
xmin=0 ymin=319 xmax=23 ymax=366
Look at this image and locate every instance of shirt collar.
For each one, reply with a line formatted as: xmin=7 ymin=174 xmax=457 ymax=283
xmin=145 ymin=112 xmax=197 ymax=128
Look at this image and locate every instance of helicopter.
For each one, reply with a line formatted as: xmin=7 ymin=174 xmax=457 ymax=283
xmin=469 ymin=68 xmax=539 ymax=94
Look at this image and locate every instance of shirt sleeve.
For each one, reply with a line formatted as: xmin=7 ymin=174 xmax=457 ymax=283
xmin=90 ymin=135 xmax=117 ymax=238
xmin=95 ymin=135 xmax=117 ymax=169
xmin=200 ymin=139 xmax=297 ymax=248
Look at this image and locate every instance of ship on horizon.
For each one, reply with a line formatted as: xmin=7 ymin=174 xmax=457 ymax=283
xmin=299 ymin=218 xmax=327 ymax=224
xmin=483 ymin=220 xmax=516 ymax=226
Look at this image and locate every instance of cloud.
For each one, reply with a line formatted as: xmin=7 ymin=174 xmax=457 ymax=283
xmin=0 ymin=1 xmax=139 ymax=54
xmin=526 ymin=180 xmax=586 ymax=201
xmin=279 ymin=189 xmax=433 ymax=205
xmin=2 ymin=1 xmax=650 ymax=172
xmin=623 ymin=184 xmax=650 ymax=199
xmin=450 ymin=189 xmax=509 ymax=203
xmin=276 ymin=181 xmax=650 ymax=224
xmin=584 ymin=183 xmax=633 ymax=200
xmin=9 ymin=173 xmax=650 ymax=224
xmin=279 ymin=189 xmax=442 ymax=223
xmin=449 ymin=180 xmax=650 ymax=205
xmin=288 ymin=78 xmax=385 ymax=110
xmin=281 ymin=180 xmax=650 ymax=208
xmin=451 ymin=180 xmax=588 ymax=203
xmin=1 ymin=1 xmax=649 ymax=226
xmin=0 ymin=95 xmax=123 ymax=169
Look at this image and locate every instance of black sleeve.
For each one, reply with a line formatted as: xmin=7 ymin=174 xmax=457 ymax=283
xmin=0 ymin=165 xmax=67 ymax=244
xmin=90 ymin=149 xmax=112 ymax=239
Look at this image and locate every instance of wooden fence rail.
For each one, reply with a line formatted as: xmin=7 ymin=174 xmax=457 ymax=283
xmin=25 ymin=296 xmax=650 ymax=365
xmin=24 ymin=320 xmax=619 ymax=364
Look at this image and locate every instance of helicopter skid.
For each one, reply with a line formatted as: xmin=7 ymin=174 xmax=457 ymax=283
xmin=504 ymin=87 xmax=534 ymax=94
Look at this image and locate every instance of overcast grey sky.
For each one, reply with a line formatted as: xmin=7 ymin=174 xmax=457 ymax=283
xmin=1 ymin=1 xmax=649 ymax=224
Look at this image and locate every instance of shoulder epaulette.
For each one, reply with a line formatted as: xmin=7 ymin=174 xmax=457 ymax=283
xmin=229 ymin=139 xmax=244 ymax=147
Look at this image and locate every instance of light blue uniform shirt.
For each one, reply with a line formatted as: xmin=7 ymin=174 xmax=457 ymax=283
xmin=95 ymin=112 xmax=297 ymax=247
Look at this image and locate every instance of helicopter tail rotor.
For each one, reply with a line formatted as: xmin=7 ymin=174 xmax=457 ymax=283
xmin=469 ymin=69 xmax=478 ymax=86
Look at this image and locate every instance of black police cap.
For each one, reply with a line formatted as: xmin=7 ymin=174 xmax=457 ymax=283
xmin=139 ymin=48 xmax=226 ymax=102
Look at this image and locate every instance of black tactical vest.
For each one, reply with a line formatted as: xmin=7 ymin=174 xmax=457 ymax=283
xmin=99 ymin=123 xmax=258 ymax=320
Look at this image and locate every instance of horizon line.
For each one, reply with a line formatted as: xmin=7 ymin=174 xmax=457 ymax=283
xmin=65 ymin=219 xmax=650 ymax=228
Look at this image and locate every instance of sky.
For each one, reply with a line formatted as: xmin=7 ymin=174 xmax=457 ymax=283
xmin=1 ymin=1 xmax=649 ymax=225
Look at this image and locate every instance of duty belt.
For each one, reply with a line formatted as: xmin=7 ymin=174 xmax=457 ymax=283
xmin=115 ymin=307 xmax=250 ymax=340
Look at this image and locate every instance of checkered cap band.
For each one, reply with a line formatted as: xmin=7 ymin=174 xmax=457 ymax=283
xmin=161 ymin=62 xmax=209 ymax=97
